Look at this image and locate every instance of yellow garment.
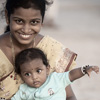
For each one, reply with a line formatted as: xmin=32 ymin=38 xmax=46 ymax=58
xmin=0 ymin=49 xmax=22 ymax=99
xmin=0 ymin=35 xmax=77 ymax=99
xmin=37 ymin=35 xmax=77 ymax=73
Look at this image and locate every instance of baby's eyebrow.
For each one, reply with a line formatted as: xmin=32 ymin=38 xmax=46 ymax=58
xmin=36 ymin=67 xmax=42 ymax=69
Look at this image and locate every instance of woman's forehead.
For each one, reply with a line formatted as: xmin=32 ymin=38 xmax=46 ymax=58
xmin=13 ymin=7 xmax=41 ymax=16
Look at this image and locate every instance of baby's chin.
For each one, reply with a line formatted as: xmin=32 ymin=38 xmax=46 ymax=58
xmin=28 ymin=81 xmax=42 ymax=88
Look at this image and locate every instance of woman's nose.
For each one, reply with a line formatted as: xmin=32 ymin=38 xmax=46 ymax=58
xmin=21 ymin=24 xmax=32 ymax=34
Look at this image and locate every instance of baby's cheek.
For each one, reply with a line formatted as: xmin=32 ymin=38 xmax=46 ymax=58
xmin=25 ymin=78 xmax=33 ymax=84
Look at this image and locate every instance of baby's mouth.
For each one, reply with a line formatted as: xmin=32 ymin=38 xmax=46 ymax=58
xmin=33 ymin=81 xmax=40 ymax=85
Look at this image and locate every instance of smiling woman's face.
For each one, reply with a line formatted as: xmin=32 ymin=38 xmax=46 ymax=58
xmin=6 ymin=7 xmax=42 ymax=45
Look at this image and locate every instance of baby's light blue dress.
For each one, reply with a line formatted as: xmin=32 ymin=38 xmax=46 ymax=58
xmin=11 ymin=71 xmax=72 ymax=100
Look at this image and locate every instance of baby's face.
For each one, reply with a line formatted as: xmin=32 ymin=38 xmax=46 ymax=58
xmin=20 ymin=58 xmax=49 ymax=88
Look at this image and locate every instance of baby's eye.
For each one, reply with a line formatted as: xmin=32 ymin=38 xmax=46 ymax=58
xmin=37 ymin=69 xmax=42 ymax=73
xmin=25 ymin=73 xmax=31 ymax=76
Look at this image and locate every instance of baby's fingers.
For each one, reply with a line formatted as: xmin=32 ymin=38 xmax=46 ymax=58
xmin=87 ymin=72 xmax=91 ymax=77
xmin=92 ymin=66 xmax=99 ymax=74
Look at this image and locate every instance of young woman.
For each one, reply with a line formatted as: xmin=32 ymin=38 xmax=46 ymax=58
xmin=0 ymin=0 xmax=77 ymax=99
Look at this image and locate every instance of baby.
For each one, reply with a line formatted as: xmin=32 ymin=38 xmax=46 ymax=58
xmin=11 ymin=48 xmax=99 ymax=100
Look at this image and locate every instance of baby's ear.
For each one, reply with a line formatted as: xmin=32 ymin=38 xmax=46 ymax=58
xmin=46 ymin=65 xmax=50 ymax=75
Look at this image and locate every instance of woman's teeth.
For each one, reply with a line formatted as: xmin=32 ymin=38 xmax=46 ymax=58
xmin=20 ymin=34 xmax=31 ymax=38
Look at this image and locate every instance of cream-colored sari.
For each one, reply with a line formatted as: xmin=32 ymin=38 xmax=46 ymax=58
xmin=0 ymin=35 xmax=77 ymax=99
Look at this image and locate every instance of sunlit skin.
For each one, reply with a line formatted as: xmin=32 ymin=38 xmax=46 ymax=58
xmin=20 ymin=59 xmax=50 ymax=88
xmin=6 ymin=7 xmax=43 ymax=46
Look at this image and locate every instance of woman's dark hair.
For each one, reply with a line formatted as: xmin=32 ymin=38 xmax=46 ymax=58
xmin=4 ymin=0 xmax=53 ymax=32
xmin=15 ymin=48 xmax=49 ymax=74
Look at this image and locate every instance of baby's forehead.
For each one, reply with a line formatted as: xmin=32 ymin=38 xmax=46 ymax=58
xmin=20 ymin=62 xmax=46 ymax=73
xmin=21 ymin=58 xmax=44 ymax=67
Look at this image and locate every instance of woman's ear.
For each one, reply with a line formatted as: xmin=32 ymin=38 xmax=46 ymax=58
xmin=5 ymin=10 xmax=9 ymax=24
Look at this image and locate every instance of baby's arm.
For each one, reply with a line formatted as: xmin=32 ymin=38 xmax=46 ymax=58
xmin=69 ymin=65 xmax=99 ymax=82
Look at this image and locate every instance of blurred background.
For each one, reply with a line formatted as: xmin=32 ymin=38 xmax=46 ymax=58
xmin=0 ymin=0 xmax=100 ymax=100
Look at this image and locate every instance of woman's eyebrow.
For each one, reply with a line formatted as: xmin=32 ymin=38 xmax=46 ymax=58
xmin=31 ymin=18 xmax=41 ymax=20
xmin=12 ymin=17 xmax=23 ymax=19
xmin=12 ymin=17 xmax=41 ymax=20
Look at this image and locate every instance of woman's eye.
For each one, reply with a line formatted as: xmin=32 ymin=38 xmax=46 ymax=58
xmin=25 ymin=73 xmax=31 ymax=76
xmin=31 ymin=20 xmax=40 ymax=25
xmin=15 ymin=20 xmax=23 ymax=24
xmin=37 ymin=69 xmax=42 ymax=73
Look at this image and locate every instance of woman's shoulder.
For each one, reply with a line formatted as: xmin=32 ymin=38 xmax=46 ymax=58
xmin=0 ymin=33 xmax=9 ymax=44
xmin=38 ymin=34 xmax=60 ymax=44
xmin=0 ymin=32 xmax=10 ymax=47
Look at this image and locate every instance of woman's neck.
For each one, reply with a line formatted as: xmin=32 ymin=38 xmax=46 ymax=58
xmin=10 ymin=33 xmax=34 ymax=50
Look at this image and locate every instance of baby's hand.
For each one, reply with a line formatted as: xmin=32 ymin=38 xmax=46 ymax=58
xmin=0 ymin=98 xmax=10 ymax=100
xmin=86 ymin=66 xmax=99 ymax=77
xmin=0 ymin=98 xmax=6 ymax=100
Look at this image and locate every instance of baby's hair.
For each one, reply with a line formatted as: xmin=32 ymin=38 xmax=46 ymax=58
xmin=4 ymin=0 xmax=53 ymax=33
xmin=15 ymin=48 xmax=49 ymax=74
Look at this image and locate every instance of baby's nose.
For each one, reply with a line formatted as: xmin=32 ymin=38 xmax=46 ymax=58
xmin=32 ymin=73 xmax=38 ymax=80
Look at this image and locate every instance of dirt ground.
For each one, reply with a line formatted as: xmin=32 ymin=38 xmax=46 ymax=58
xmin=0 ymin=0 xmax=100 ymax=100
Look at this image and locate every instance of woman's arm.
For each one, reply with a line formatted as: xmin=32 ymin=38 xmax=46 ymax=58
xmin=66 ymin=85 xmax=77 ymax=100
